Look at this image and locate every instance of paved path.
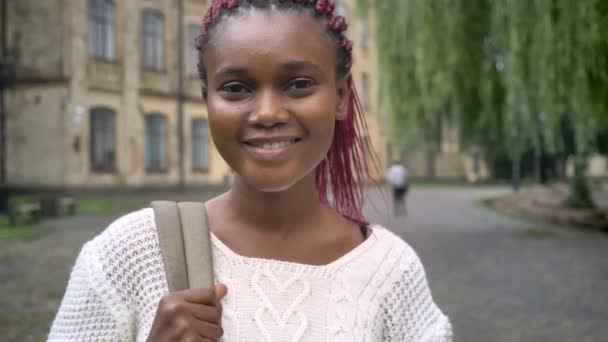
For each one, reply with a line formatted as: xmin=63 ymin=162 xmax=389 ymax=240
xmin=364 ymin=187 xmax=608 ymax=342
xmin=1 ymin=187 xmax=607 ymax=341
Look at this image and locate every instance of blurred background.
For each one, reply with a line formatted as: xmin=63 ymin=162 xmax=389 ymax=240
xmin=0 ymin=0 xmax=607 ymax=341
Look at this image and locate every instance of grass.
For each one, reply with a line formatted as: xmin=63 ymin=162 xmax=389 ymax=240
xmin=514 ymin=227 xmax=561 ymax=239
xmin=0 ymin=214 xmax=47 ymax=240
xmin=0 ymin=225 xmax=47 ymax=240
xmin=409 ymin=179 xmax=472 ymax=188
xmin=0 ymin=194 xmax=146 ymax=241
xmin=76 ymin=197 xmax=147 ymax=215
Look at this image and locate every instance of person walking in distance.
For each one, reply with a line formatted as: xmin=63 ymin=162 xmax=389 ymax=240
xmin=387 ymin=161 xmax=409 ymax=217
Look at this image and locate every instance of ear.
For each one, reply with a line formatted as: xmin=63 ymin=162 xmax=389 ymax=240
xmin=335 ymin=73 xmax=352 ymax=121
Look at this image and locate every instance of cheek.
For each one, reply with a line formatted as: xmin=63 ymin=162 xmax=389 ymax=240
xmin=298 ymin=93 xmax=339 ymax=140
xmin=206 ymin=99 xmax=242 ymax=161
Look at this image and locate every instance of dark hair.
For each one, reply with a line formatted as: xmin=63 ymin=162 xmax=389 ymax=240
xmin=196 ymin=0 xmax=353 ymax=85
xmin=196 ymin=0 xmax=377 ymax=225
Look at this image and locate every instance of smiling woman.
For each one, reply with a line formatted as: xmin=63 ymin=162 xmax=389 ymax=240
xmin=48 ymin=1 xmax=452 ymax=341
xmin=203 ymin=10 xmax=348 ymax=194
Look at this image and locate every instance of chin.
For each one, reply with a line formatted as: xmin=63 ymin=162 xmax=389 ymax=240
xmin=248 ymin=175 xmax=302 ymax=193
xmin=239 ymin=165 xmax=315 ymax=193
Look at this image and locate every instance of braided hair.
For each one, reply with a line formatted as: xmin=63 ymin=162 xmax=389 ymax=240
xmin=196 ymin=0 xmax=376 ymax=225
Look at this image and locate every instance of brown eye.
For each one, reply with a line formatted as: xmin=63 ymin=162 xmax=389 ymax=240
xmin=285 ymin=79 xmax=315 ymax=91
xmin=221 ymin=83 xmax=250 ymax=94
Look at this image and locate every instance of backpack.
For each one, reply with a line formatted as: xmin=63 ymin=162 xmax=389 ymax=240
xmin=151 ymin=201 xmax=214 ymax=292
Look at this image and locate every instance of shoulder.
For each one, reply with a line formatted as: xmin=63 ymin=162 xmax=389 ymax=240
xmin=364 ymin=226 xmax=435 ymax=307
xmin=369 ymin=226 xmax=452 ymax=341
xmin=89 ymin=208 xmax=159 ymax=260
xmin=369 ymin=226 xmax=421 ymax=270
xmin=86 ymin=208 xmax=166 ymax=300
xmin=339 ymin=226 xmax=425 ymax=293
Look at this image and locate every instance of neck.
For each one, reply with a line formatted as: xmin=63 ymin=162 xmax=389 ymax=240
xmin=225 ymin=173 xmax=324 ymax=234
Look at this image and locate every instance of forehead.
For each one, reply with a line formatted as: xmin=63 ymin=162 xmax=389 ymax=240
xmin=205 ymin=9 xmax=337 ymax=72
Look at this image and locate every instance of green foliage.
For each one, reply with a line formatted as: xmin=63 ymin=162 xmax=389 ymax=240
xmin=366 ymin=0 xmax=608 ymax=207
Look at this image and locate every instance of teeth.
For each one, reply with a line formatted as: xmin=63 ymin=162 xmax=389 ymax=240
xmin=251 ymin=139 xmax=296 ymax=150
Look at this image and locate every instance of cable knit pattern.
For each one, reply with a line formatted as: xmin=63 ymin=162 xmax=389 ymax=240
xmin=49 ymin=208 xmax=452 ymax=341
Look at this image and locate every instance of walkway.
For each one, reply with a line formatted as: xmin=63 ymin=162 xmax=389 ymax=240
xmin=364 ymin=187 xmax=608 ymax=342
xmin=1 ymin=187 xmax=607 ymax=341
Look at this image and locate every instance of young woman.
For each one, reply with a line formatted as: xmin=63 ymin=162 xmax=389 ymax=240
xmin=49 ymin=1 xmax=452 ymax=341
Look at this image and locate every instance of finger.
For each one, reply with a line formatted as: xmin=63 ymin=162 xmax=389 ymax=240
xmin=179 ymin=287 xmax=217 ymax=305
xmin=192 ymin=319 xmax=223 ymax=340
xmin=215 ymin=284 xmax=228 ymax=299
xmin=185 ymin=302 xmax=222 ymax=323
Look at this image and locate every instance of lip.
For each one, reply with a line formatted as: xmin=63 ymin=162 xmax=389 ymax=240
xmin=241 ymin=136 xmax=302 ymax=145
xmin=241 ymin=137 xmax=302 ymax=162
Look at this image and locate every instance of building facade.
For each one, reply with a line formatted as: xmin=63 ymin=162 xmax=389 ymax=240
xmin=2 ymin=0 xmax=391 ymax=189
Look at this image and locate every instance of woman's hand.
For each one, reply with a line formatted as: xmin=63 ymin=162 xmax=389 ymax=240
xmin=147 ymin=284 xmax=228 ymax=342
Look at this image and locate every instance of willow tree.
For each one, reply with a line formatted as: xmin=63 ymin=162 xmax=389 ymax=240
xmin=366 ymin=0 xmax=465 ymax=178
xmin=361 ymin=0 xmax=607 ymax=207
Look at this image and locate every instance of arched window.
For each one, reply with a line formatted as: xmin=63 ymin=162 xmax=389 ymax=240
xmin=88 ymin=0 xmax=115 ymax=60
xmin=145 ymin=113 xmax=167 ymax=171
xmin=191 ymin=118 xmax=209 ymax=171
xmin=142 ymin=10 xmax=164 ymax=70
xmin=90 ymin=107 xmax=116 ymax=171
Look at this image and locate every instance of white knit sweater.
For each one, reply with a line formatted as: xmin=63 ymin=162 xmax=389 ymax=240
xmin=49 ymin=208 xmax=452 ymax=341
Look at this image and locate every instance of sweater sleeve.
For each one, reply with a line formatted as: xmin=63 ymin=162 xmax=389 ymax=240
xmin=380 ymin=247 xmax=453 ymax=342
xmin=48 ymin=241 xmax=133 ymax=341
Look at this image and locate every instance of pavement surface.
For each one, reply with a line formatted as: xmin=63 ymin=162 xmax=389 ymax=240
xmin=364 ymin=187 xmax=608 ymax=342
xmin=1 ymin=186 xmax=607 ymax=341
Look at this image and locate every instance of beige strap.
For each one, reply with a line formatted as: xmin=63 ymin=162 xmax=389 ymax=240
xmin=151 ymin=201 xmax=214 ymax=292
xmin=151 ymin=201 xmax=189 ymax=292
xmin=177 ymin=202 xmax=214 ymax=289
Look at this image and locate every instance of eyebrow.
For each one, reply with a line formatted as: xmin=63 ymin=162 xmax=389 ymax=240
xmin=214 ymin=60 xmax=321 ymax=79
xmin=281 ymin=60 xmax=321 ymax=72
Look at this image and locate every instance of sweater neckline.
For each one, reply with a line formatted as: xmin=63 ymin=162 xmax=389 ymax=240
xmin=209 ymin=226 xmax=379 ymax=274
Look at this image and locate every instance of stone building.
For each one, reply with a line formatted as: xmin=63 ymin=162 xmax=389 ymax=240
xmin=1 ymin=0 xmax=391 ymax=190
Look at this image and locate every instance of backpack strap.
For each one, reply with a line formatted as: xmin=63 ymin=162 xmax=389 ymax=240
xmin=177 ymin=202 xmax=214 ymax=289
xmin=151 ymin=201 xmax=214 ymax=292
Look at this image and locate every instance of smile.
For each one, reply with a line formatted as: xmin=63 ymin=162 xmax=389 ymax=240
xmin=245 ymin=138 xmax=299 ymax=150
xmin=241 ymin=137 xmax=302 ymax=162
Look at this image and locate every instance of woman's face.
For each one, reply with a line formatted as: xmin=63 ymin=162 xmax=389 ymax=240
xmin=203 ymin=9 xmax=350 ymax=192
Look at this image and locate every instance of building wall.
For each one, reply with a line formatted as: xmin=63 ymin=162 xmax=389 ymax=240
xmin=567 ymin=154 xmax=608 ymax=179
xmin=6 ymin=85 xmax=69 ymax=186
xmin=4 ymin=0 xmax=73 ymax=187
xmin=342 ymin=0 xmax=389 ymax=176
xmin=5 ymin=0 xmax=391 ymax=189
xmin=61 ymin=0 xmax=228 ymax=188
xmin=5 ymin=0 xmax=70 ymax=80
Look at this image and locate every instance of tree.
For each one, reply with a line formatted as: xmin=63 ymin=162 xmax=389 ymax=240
xmin=361 ymin=0 xmax=608 ymax=207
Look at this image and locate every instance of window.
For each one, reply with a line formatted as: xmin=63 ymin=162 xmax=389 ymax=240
xmin=88 ymin=0 xmax=115 ymax=60
xmin=142 ymin=10 xmax=164 ymax=70
xmin=186 ymin=23 xmax=200 ymax=76
xmin=145 ymin=114 xmax=167 ymax=171
xmin=361 ymin=72 xmax=371 ymax=109
xmin=191 ymin=118 xmax=209 ymax=171
xmin=90 ymin=107 xmax=115 ymax=171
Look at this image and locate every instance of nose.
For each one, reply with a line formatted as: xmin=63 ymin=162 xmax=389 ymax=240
xmin=248 ymin=88 xmax=289 ymax=128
